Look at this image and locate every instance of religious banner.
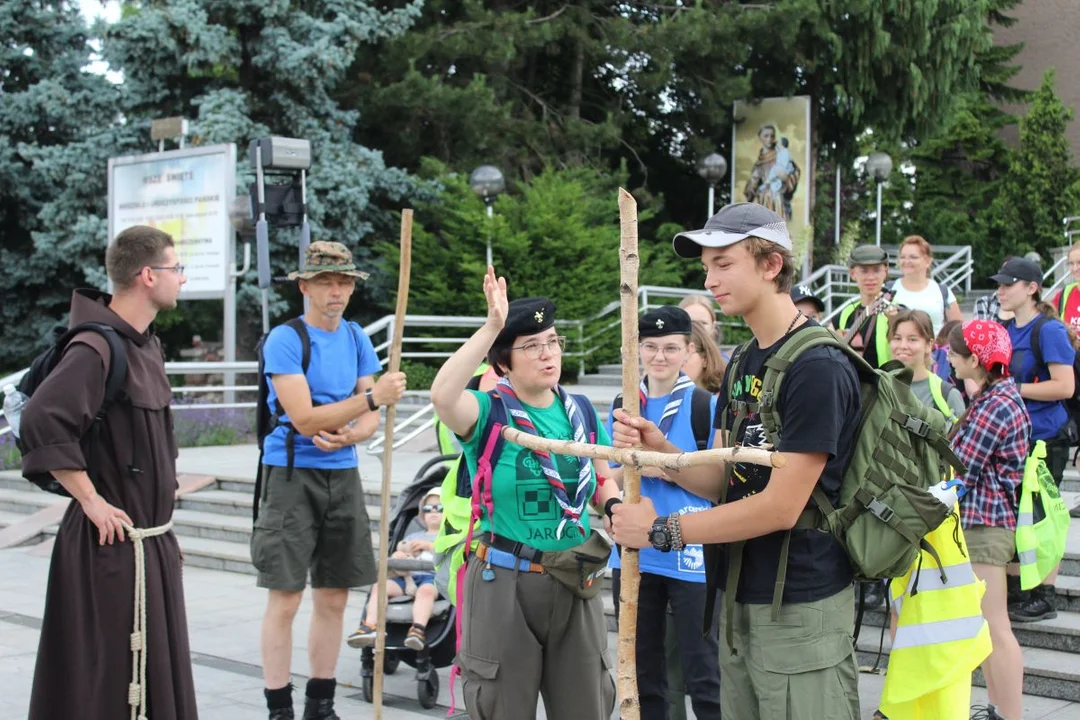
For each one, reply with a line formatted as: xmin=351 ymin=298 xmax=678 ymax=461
xmin=731 ymin=97 xmax=812 ymax=248
xmin=108 ymin=144 xmax=236 ymax=299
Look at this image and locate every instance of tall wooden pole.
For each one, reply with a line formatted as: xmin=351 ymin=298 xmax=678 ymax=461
xmin=373 ymin=209 xmax=412 ymax=718
xmin=616 ymin=188 xmax=641 ymax=719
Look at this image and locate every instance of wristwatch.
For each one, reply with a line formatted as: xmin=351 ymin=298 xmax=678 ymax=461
xmin=365 ymin=387 xmax=378 ymax=411
xmin=648 ymin=516 xmax=673 ymax=553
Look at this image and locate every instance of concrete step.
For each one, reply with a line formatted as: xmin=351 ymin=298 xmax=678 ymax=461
xmin=576 ymin=374 xmax=624 ymax=388
xmin=176 ymin=532 xmax=383 ymax=577
xmin=856 ymin=628 xmax=1080 ymax=703
xmin=0 ymin=510 xmax=28 ymax=529
xmin=175 ymin=489 xmax=385 ymax=526
xmin=0 ymin=487 xmax=67 ymax=515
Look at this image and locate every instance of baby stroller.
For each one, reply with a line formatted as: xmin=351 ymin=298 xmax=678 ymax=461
xmin=358 ymin=454 xmax=458 ymax=709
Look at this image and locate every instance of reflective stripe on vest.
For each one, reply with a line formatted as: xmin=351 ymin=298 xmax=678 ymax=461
xmin=1016 ymin=441 xmax=1045 ymax=589
xmin=892 ymin=615 xmax=987 ymax=650
xmin=927 ymin=374 xmax=957 ymax=425
xmin=892 ymin=560 xmax=977 ymax=616
xmin=837 ymin=300 xmax=891 ymax=367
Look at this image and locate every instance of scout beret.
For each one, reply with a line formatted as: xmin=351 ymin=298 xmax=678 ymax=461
xmin=494 ymin=297 xmax=556 ymax=347
xmin=639 ymin=306 xmax=693 ymax=338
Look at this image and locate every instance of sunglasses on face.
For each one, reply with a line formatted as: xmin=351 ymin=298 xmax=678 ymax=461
xmin=422 ymin=504 xmax=443 ymax=513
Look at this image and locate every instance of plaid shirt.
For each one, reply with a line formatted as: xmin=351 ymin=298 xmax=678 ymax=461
xmin=952 ymin=378 xmax=1030 ymax=530
xmin=973 ymin=293 xmax=1002 ymax=321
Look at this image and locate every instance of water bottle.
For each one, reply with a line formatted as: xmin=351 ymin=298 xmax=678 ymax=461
xmin=2 ymin=383 xmax=28 ymax=439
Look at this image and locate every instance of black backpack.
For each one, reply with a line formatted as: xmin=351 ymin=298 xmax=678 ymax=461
xmin=17 ymin=323 xmax=128 ymax=496
xmin=1018 ymin=314 xmax=1080 ymax=419
xmin=612 ymin=386 xmax=714 ymax=451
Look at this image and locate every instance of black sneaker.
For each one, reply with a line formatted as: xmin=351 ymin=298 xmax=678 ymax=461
xmin=303 ymin=698 xmax=340 ymax=720
xmin=1009 ymin=584 xmax=1057 ymax=623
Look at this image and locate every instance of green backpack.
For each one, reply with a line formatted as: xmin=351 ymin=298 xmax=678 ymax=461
xmin=716 ymin=325 xmax=967 ymax=637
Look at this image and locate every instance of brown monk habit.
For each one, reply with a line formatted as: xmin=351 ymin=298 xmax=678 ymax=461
xmin=19 ymin=289 xmax=197 ymax=720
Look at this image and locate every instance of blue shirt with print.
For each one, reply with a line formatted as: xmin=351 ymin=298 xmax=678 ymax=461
xmin=262 ymin=318 xmax=382 ymax=468
xmin=607 ymin=389 xmax=717 ymax=582
xmin=1006 ymin=316 xmax=1076 ymax=441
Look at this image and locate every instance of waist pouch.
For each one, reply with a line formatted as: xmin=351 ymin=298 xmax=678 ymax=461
xmin=540 ymin=531 xmax=612 ymax=600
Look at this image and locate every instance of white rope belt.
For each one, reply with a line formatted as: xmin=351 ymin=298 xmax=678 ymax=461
xmin=122 ymin=520 xmax=174 ymax=720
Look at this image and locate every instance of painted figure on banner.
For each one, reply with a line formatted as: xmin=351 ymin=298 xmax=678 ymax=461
xmin=743 ymin=124 xmax=800 ymax=221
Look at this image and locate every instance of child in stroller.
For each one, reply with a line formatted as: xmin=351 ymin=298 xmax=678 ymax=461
xmin=347 ymin=459 xmax=457 ymax=709
xmin=348 ymin=487 xmax=443 ymax=650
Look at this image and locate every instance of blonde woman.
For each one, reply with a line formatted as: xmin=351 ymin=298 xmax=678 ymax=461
xmin=891 ymin=235 xmax=963 ymax=335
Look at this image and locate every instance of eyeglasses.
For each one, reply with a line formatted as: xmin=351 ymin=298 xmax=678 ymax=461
xmin=511 ymin=336 xmax=566 ymax=359
xmin=145 ymin=264 xmax=186 ymax=275
xmin=640 ymin=342 xmax=686 ymax=358
xmin=421 ymin=504 xmax=443 ymax=513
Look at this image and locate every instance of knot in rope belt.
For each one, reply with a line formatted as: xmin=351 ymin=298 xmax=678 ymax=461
xmin=122 ymin=520 xmax=174 ymax=720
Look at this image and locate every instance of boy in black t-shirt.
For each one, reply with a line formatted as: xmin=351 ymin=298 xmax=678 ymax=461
xmin=611 ymin=202 xmax=862 ymax=720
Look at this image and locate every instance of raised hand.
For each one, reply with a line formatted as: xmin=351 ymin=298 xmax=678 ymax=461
xmin=483 ymin=265 xmax=509 ymax=330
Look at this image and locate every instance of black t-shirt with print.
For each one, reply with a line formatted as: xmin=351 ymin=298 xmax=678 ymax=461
xmin=710 ymin=320 xmax=861 ymax=604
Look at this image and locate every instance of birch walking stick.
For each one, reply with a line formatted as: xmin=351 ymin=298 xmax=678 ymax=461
xmin=373 ymin=209 xmax=412 ymax=718
xmin=616 ymin=188 xmax=642 ymax=720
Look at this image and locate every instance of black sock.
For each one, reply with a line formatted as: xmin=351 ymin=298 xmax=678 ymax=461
xmin=306 ymin=677 xmax=336 ymax=700
xmin=265 ymin=684 xmax=293 ymax=710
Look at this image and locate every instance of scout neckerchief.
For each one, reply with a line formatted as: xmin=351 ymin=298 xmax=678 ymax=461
xmin=640 ymin=372 xmax=696 ymax=437
xmin=496 ymin=377 xmax=594 ymax=539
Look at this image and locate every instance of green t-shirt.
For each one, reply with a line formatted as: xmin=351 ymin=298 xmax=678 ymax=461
xmin=458 ymin=389 xmax=611 ymax=552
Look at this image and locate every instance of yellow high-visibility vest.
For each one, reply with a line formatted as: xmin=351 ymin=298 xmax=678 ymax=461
xmin=838 ymin=299 xmax=892 ymax=367
xmin=926 ymin=374 xmax=958 ymax=426
xmin=880 ymin=510 xmax=991 ymax=720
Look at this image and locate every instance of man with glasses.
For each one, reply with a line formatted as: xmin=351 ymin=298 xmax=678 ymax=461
xmin=429 ymin=275 xmax=621 ymax=719
xmin=18 ymin=226 xmax=198 ymax=720
xmin=607 ymin=305 xmax=722 ymax=720
xmin=254 ymin=241 xmax=407 ymax=720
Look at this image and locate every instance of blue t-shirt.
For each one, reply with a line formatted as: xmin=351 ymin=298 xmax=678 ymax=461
xmin=1006 ymin=316 xmax=1075 ymax=441
xmin=262 ymin=318 xmax=382 ymax=468
xmin=607 ymin=388 xmax=717 ymax=582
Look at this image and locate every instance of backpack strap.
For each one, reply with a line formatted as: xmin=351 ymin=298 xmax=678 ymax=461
xmin=65 ymin=323 xmax=129 ymax=487
xmin=279 ymin=318 xmax=311 ymax=482
xmin=938 ymin=280 xmax=949 ymax=312
xmin=689 ymin=386 xmax=713 ymax=451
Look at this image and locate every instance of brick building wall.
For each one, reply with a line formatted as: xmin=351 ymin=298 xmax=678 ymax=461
xmin=993 ymin=0 xmax=1080 ymax=159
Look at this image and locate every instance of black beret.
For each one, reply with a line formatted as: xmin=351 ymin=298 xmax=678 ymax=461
xmin=639 ymin=306 xmax=692 ymax=338
xmin=494 ymin=297 xmax=556 ymax=347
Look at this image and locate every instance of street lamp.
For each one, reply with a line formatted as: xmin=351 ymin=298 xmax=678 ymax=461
xmin=469 ymin=165 xmax=505 ymax=267
xmin=697 ymin=153 xmax=728 ymax=218
xmin=866 ymin=152 xmax=893 ymax=247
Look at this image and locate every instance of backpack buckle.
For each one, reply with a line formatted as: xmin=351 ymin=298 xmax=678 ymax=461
xmin=902 ymin=415 xmax=930 ymax=438
xmin=866 ymin=498 xmax=896 ymax=524
xmin=759 ymin=390 xmax=774 ymax=408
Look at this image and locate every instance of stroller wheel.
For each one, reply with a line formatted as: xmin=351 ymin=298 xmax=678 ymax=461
xmin=362 ymin=675 xmax=374 ymax=703
xmin=418 ymin=672 xmax=440 ymax=709
xmin=384 ymin=652 xmax=401 ymax=675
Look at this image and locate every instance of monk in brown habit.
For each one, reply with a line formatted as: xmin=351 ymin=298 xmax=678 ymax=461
xmin=19 ymin=225 xmax=197 ymax=720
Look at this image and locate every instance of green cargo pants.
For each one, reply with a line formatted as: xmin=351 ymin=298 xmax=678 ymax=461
xmin=717 ymin=585 xmax=860 ymax=720
xmin=455 ymin=555 xmax=616 ymax=719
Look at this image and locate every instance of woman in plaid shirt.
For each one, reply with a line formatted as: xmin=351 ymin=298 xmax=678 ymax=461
xmin=947 ymin=320 xmax=1029 ymax=720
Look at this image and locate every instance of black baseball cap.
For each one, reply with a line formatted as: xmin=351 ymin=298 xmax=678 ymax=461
xmin=990 ymin=257 xmax=1042 ymax=286
xmin=790 ymin=285 xmax=825 ymax=313
xmin=673 ymin=203 xmax=792 ymax=258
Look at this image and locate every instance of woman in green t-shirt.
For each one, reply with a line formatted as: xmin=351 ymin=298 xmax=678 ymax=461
xmin=430 ymin=267 xmax=621 ymax=720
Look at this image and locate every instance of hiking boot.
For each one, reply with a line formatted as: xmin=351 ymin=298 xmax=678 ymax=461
xmin=303 ymin=698 xmax=339 ymax=720
xmin=346 ymin=621 xmax=377 ymax=648
xmin=1009 ymin=584 xmax=1057 ymax=623
xmin=405 ymin=624 xmax=427 ymax=651
xmin=269 ymin=710 xmax=295 ymax=720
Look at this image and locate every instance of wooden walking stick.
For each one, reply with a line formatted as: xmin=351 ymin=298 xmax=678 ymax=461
xmin=616 ymin=187 xmax=642 ymax=720
xmin=373 ymin=209 xmax=412 ymax=718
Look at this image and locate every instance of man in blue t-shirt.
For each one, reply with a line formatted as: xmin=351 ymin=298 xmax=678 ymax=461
xmin=607 ymin=306 xmax=721 ymax=720
xmin=253 ymin=241 xmax=407 ymax=720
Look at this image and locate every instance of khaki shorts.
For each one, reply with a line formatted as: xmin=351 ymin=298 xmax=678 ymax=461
xmin=717 ymin=585 xmax=860 ymax=720
xmin=964 ymin=525 xmax=1016 ymax=567
xmin=251 ymin=465 xmax=376 ymax=591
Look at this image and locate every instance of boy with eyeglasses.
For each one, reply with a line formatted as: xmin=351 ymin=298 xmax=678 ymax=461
xmin=349 ymin=488 xmax=445 ymax=651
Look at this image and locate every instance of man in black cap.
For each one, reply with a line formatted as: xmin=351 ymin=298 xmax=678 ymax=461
xmin=606 ymin=305 xmax=721 ymax=720
xmin=609 ymin=203 xmax=863 ymax=720
xmin=790 ymin=285 xmax=826 ymax=324
xmin=430 ymin=268 xmax=621 ymax=719
xmin=835 ymin=244 xmax=899 ymax=368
